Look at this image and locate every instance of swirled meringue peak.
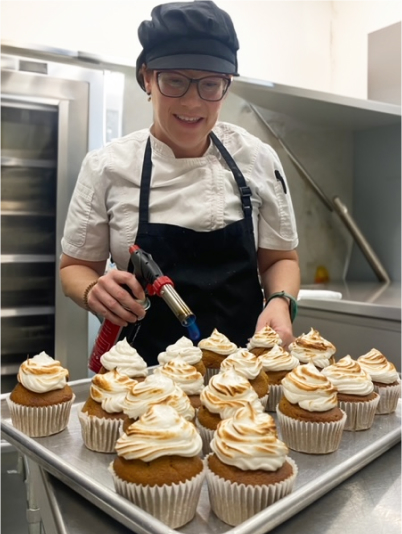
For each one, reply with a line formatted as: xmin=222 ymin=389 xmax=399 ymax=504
xmin=115 ymin=404 xmax=202 ymax=462
xmin=153 ymin=356 xmax=204 ymax=395
xmin=220 ymin=349 xmax=263 ymax=380
xmin=210 ymin=402 xmax=285 ymax=471
xmin=281 ymin=362 xmax=338 ymax=412
xmin=200 ymin=368 xmax=263 ymax=419
xmin=100 ymin=338 xmax=148 ymax=378
xmin=121 ymin=373 xmax=195 ymax=421
xmin=258 ymin=343 xmax=300 ymax=372
xmin=321 ymin=355 xmax=374 ymax=395
xmin=288 ymin=328 xmax=336 ymax=368
xmin=247 ymin=326 xmax=282 ymax=349
xmin=357 ymin=349 xmax=400 ymax=384
xmin=157 ymin=336 xmax=203 ymax=366
xmin=198 ymin=329 xmax=237 ymax=355
xmin=90 ymin=369 xmax=137 ymax=414
xmin=17 ymin=351 xmax=69 ymax=393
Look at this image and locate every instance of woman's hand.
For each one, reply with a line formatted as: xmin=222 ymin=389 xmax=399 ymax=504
xmin=255 ymin=297 xmax=294 ymax=349
xmin=87 ymin=269 xmax=147 ymax=327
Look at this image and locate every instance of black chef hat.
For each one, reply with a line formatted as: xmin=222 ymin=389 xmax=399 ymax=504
xmin=136 ymin=1 xmax=240 ymax=91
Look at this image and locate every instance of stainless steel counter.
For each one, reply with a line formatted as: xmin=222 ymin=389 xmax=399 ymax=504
xmin=298 ymin=282 xmax=401 ymax=321
xmin=35 ymin=442 xmax=401 ymax=534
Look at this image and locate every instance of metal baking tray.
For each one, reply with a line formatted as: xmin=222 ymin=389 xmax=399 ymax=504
xmin=1 ymin=378 xmax=400 ymax=534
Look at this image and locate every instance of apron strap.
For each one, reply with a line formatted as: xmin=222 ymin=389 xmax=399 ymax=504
xmin=138 ymin=137 xmax=153 ymax=226
xmin=209 ymin=131 xmax=253 ymax=220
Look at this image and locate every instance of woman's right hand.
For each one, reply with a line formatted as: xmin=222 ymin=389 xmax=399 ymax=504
xmin=87 ymin=269 xmax=147 ymax=327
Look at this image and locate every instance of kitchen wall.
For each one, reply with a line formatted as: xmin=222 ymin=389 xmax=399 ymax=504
xmin=1 ymin=1 xmax=401 ymax=99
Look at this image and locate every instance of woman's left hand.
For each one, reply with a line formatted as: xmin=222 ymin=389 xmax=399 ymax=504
xmin=255 ymin=297 xmax=294 ymax=349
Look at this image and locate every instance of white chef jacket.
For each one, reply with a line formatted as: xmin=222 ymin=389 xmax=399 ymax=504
xmin=61 ymin=121 xmax=298 ymax=270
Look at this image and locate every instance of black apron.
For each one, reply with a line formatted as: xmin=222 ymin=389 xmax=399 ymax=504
xmin=128 ymin=132 xmax=263 ymax=365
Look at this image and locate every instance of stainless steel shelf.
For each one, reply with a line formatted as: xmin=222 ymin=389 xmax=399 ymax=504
xmin=1 ymin=210 xmax=55 ymax=217
xmin=1 ymin=254 xmax=55 ymax=263
xmin=1 ymin=307 xmax=55 ymax=318
xmin=1 ymin=157 xmax=57 ymax=168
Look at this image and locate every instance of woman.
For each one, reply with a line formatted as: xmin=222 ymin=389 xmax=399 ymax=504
xmin=60 ymin=1 xmax=300 ymax=365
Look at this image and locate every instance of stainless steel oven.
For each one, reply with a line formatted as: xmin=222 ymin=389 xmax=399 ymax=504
xmin=1 ymin=51 xmax=121 ymax=391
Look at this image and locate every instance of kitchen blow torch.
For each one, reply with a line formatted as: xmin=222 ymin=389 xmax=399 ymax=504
xmin=88 ymin=245 xmax=200 ymax=373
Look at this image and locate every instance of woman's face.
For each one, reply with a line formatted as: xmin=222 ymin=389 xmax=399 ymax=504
xmin=143 ymin=69 xmax=229 ymax=158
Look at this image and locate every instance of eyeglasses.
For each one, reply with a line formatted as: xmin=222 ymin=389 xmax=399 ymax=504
xmin=156 ymin=71 xmax=231 ymax=102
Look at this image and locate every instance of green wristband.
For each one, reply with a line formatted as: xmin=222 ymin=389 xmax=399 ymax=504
xmin=265 ymin=291 xmax=298 ymax=323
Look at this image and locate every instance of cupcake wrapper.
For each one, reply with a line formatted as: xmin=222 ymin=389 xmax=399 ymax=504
xmin=205 ymin=454 xmax=298 ymax=526
xmin=6 ymin=395 xmax=75 ymax=437
xmin=265 ymin=385 xmax=283 ymax=412
xmin=78 ymin=403 xmax=124 ymax=453
xmin=276 ymin=406 xmax=346 ymax=454
xmin=259 ymin=393 xmax=269 ymax=410
xmin=339 ymin=394 xmax=380 ymax=431
xmin=109 ymin=463 xmax=206 ymax=529
xmin=195 ymin=418 xmax=215 ymax=456
xmin=373 ymin=383 xmax=401 ymax=414
xmin=203 ymin=368 xmax=220 ymax=385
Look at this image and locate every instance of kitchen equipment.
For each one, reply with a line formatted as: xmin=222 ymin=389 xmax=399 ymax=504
xmin=88 ymin=245 xmax=200 ymax=373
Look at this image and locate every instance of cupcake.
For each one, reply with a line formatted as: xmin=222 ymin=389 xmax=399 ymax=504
xmin=206 ymin=402 xmax=298 ymax=526
xmin=357 ymin=349 xmax=401 ymax=414
xmin=321 ymin=355 xmax=380 ymax=430
xmin=110 ymin=404 xmax=205 ymax=529
xmin=247 ymin=326 xmax=283 ymax=357
xmin=196 ymin=368 xmax=267 ymax=454
xmin=277 ymin=362 xmax=346 ymax=454
xmin=153 ymin=355 xmax=204 ymax=409
xmin=258 ymin=343 xmax=300 ymax=412
xmin=158 ymin=336 xmax=206 ymax=376
xmin=7 ymin=351 xmax=75 ymax=437
xmin=99 ymin=338 xmax=148 ymax=381
xmin=198 ymin=329 xmax=237 ymax=382
xmin=220 ymin=348 xmax=269 ymax=408
xmin=288 ymin=328 xmax=336 ymax=370
xmin=121 ymin=373 xmax=195 ymax=432
xmin=78 ymin=369 xmax=136 ymax=452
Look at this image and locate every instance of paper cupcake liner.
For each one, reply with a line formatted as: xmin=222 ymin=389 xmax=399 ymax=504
xmin=373 ymin=383 xmax=401 ymax=414
xmin=109 ymin=462 xmax=206 ymax=529
xmin=339 ymin=394 xmax=380 ymax=431
xmin=276 ymin=406 xmax=346 ymax=454
xmin=77 ymin=403 xmax=124 ymax=453
xmin=259 ymin=393 xmax=268 ymax=410
xmin=203 ymin=367 xmax=220 ymax=385
xmin=6 ymin=395 xmax=75 ymax=437
xmin=195 ymin=418 xmax=215 ymax=456
xmin=266 ymin=385 xmax=283 ymax=412
xmin=205 ymin=454 xmax=298 ymax=526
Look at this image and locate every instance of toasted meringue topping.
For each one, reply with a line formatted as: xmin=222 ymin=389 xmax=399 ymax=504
xmin=258 ymin=343 xmax=300 ymax=372
xmin=220 ymin=349 xmax=263 ymax=380
xmin=321 ymin=355 xmax=374 ymax=395
xmin=90 ymin=369 xmax=137 ymax=413
xmin=288 ymin=328 xmax=336 ymax=367
xmin=157 ymin=336 xmax=203 ymax=366
xmin=115 ymin=404 xmax=202 ymax=461
xmin=18 ymin=351 xmax=69 ymax=393
xmin=121 ymin=373 xmax=195 ymax=421
xmin=198 ymin=329 xmax=237 ymax=355
xmin=153 ymin=356 xmax=204 ymax=395
xmin=247 ymin=326 xmax=282 ymax=349
xmin=200 ymin=368 xmax=263 ymax=419
xmin=100 ymin=338 xmax=148 ymax=378
xmin=357 ymin=349 xmax=400 ymax=384
xmin=210 ymin=402 xmax=286 ymax=471
xmin=281 ymin=362 xmax=338 ymax=412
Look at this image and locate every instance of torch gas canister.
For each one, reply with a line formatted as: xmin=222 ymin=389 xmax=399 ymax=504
xmin=88 ymin=297 xmax=150 ymax=373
